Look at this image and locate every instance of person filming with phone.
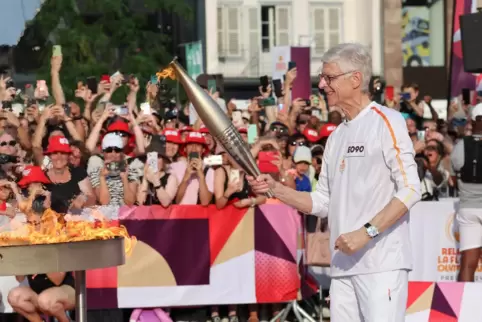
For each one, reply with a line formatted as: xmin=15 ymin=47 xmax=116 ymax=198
xmin=171 ymin=131 xmax=214 ymax=206
xmin=247 ymin=43 xmax=421 ymax=322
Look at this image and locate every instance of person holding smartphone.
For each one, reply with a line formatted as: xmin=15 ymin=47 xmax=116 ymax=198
xmin=170 ymin=132 xmax=214 ymax=205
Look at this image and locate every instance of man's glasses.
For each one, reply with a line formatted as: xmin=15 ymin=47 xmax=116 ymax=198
xmin=319 ymin=71 xmax=355 ymax=86
xmin=290 ymin=141 xmax=306 ymax=147
xmin=0 ymin=140 xmax=16 ymax=147
xmin=103 ymin=147 xmax=122 ymax=153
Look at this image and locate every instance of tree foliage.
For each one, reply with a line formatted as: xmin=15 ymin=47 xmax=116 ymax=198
xmin=32 ymin=0 xmax=192 ymax=103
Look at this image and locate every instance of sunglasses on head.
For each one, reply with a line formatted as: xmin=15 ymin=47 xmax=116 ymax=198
xmin=270 ymin=126 xmax=287 ymax=133
xmin=0 ymin=140 xmax=16 ymax=147
xmin=112 ymin=131 xmax=129 ymax=138
xmin=290 ymin=141 xmax=306 ymax=146
xmin=103 ymin=147 xmax=122 ymax=153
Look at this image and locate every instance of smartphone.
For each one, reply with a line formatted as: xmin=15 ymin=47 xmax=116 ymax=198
xmin=140 ymin=102 xmax=151 ymax=115
xmin=52 ymin=45 xmax=62 ymax=57
xmin=188 ymin=152 xmax=200 ymax=161
xmin=312 ymin=96 xmax=319 ymax=106
xmin=312 ymin=109 xmax=322 ymax=119
xmin=100 ymin=75 xmax=110 ymax=83
xmin=257 ymin=151 xmax=279 ymax=173
xmin=258 ymin=97 xmax=276 ymax=107
xmin=259 ymin=75 xmax=269 ymax=93
xmin=272 ymin=79 xmax=283 ymax=98
xmin=25 ymin=84 xmax=34 ymax=99
xmin=147 ymin=152 xmax=159 ymax=173
xmin=115 ymin=105 xmax=129 ymax=115
xmin=86 ymin=76 xmax=98 ymax=94
xmin=232 ymin=111 xmax=242 ymax=124
xmin=203 ymin=155 xmax=223 ymax=167
xmin=417 ymin=130 xmax=425 ymax=141
xmin=385 ymin=86 xmax=394 ymax=101
xmin=462 ymin=88 xmax=471 ymax=105
xmin=229 ymin=169 xmax=240 ymax=183
xmin=150 ymin=75 xmax=159 ymax=85
xmin=207 ymin=79 xmax=217 ymax=93
xmin=107 ymin=162 xmax=121 ymax=177
xmin=304 ymin=99 xmax=311 ymax=107
xmin=288 ymin=61 xmax=296 ymax=71
xmin=63 ymin=103 xmax=71 ymax=117
xmin=248 ymin=124 xmax=258 ymax=144
xmin=37 ymin=80 xmax=46 ymax=91
xmin=401 ymin=92 xmax=411 ymax=101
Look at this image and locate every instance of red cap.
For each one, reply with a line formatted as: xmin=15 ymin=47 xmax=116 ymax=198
xmin=303 ymin=128 xmax=320 ymax=143
xmin=44 ymin=136 xmax=72 ymax=154
xmin=319 ymin=123 xmax=337 ymax=138
xmin=199 ymin=124 xmax=210 ymax=134
xmin=179 ymin=126 xmax=193 ymax=133
xmin=107 ymin=121 xmax=131 ymax=135
xmin=17 ymin=166 xmax=51 ymax=188
xmin=180 ymin=132 xmax=209 ymax=156
xmin=163 ymin=129 xmax=183 ymax=144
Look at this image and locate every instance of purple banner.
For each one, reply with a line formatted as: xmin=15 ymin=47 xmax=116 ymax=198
xmin=451 ymin=0 xmax=476 ymax=97
xmin=291 ymin=47 xmax=311 ymax=100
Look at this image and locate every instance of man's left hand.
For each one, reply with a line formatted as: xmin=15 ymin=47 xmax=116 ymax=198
xmin=334 ymin=228 xmax=371 ymax=255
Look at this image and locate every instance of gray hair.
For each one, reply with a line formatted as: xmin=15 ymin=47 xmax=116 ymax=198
xmin=321 ymin=43 xmax=372 ymax=93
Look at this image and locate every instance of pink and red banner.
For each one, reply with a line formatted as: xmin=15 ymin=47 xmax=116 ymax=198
xmin=85 ymin=204 xmax=303 ymax=308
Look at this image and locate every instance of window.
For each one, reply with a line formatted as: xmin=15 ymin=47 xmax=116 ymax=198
xmin=217 ymin=6 xmax=241 ymax=57
xmin=401 ymin=0 xmax=445 ymax=67
xmin=260 ymin=5 xmax=291 ymax=52
xmin=311 ymin=5 xmax=342 ymax=57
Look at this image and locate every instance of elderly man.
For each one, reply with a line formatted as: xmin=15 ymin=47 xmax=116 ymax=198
xmin=247 ymin=43 xmax=421 ymax=322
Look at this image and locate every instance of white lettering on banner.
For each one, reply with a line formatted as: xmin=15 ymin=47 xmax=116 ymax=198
xmin=409 ymin=198 xmax=482 ymax=282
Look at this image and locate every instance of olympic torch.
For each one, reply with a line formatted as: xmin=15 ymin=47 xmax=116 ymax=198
xmin=159 ymin=58 xmax=273 ymax=198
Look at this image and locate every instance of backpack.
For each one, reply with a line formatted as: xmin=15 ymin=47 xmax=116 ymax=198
xmin=129 ymin=308 xmax=172 ymax=322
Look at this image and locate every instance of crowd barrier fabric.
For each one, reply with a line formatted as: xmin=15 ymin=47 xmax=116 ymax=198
xmin=0 ymin=204 xmax=302 ymax=311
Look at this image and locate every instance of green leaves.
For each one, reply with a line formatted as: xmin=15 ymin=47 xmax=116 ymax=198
xmin=33 ymin=0 xmax=192 ymax=103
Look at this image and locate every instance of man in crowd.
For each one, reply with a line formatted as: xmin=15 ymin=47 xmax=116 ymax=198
xmin=247 ymin=43 xmax=421 ymax=322
xmin=452 ymin=103 xmax=482 ymax=281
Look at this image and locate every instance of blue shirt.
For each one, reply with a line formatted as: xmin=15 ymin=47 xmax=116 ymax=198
xmin=295 ymin=174 xmax=312 ymax=192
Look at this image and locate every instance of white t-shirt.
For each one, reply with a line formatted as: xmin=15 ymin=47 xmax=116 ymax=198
xmin=310 ymin=102 xmax=421 ymax=277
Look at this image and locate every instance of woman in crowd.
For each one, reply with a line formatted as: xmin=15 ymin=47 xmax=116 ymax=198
xmin=89 ymin=133 xmax=138 ymax=206
xmin=137 ymin=135 xmax=178 ymax=206
xmin=283 ymin=133 xmax=308 ymax=171
xmin=163 ymin=128 xmax=182 ymax=162
xmin=44 ymin=135 xmax=95 ymax=213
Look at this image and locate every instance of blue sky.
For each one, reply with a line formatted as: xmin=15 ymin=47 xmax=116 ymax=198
xmin=0 ymin=0 xmax=43 ymax=46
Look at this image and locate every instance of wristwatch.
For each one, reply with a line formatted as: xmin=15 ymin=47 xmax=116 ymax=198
xmin=364 ymin=223 xmax=379 ymax=238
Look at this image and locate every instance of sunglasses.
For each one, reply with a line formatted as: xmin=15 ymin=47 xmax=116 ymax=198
xmin=290 ymin=141 xmax=306 ymax=146
xmin=103 ymin=147 xmax=122 ymax=153
xmin=111 ymin=131 xmax=129 ymax=138
xmin=270 ymin=126 xmax=287 ymax=133
xmin=0 ymin=140 xmax=16 ymax=147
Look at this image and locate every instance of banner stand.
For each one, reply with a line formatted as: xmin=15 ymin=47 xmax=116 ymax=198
xmin=271 ymin=300 xmax=316 ymax=322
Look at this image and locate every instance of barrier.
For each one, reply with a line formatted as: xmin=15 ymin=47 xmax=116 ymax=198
xmin=1 ymin=201 xmax=482 ymax=321
xmin=0 ymin=204 xmax=303 ymax=312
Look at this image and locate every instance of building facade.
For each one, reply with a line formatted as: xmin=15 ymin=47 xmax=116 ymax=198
xmin=205 ymin=0 xmax=452 ymax=100
xmin=206 ymin=0 xmax=383 ymax=78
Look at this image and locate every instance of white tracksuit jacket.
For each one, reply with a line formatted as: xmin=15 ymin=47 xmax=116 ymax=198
xmin=310 ymin=102 xmax=421 ymax=277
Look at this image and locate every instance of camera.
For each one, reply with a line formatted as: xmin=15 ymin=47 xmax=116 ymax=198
xmin=0 ymin=154 xmax=18 ymax=165
xmin=32 ymin=195 xmax=46 ymax=214
xmin=369 ymin=76 xmax=386 ymax=104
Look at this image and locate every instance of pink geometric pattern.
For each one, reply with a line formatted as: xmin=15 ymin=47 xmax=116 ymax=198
xmin=258 ymin=204 xmax=299 ymax=260
xmin=255 ymin=251 xmax=299 ymax=303
xmin=438 ymin=282 xmax=464 ymax=318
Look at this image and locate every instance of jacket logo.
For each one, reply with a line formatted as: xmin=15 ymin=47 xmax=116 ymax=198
xmin=345 ymin=143 xmax=366 ymax=157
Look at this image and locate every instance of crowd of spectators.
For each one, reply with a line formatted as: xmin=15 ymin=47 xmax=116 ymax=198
xmin=0 ymin=51 xmax=476 ymax=321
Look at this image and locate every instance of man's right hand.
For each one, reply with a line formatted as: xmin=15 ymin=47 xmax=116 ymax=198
xmin=246 ymin=174 xmax=276 ymax=194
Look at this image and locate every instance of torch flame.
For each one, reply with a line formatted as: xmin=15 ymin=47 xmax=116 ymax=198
xmin=156 ymin=67 xmax=176 ymax=81
xmin=0 ymin=195 xmax=137 ymax=256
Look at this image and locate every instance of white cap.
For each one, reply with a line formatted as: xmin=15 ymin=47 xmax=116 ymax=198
xmin=293 ymin=146 xmax=312 ymax=164
xmin=472 ymin=103 xmax=482 ymax=121
xmin=102 ymin=133 xmax=124 ymax=150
